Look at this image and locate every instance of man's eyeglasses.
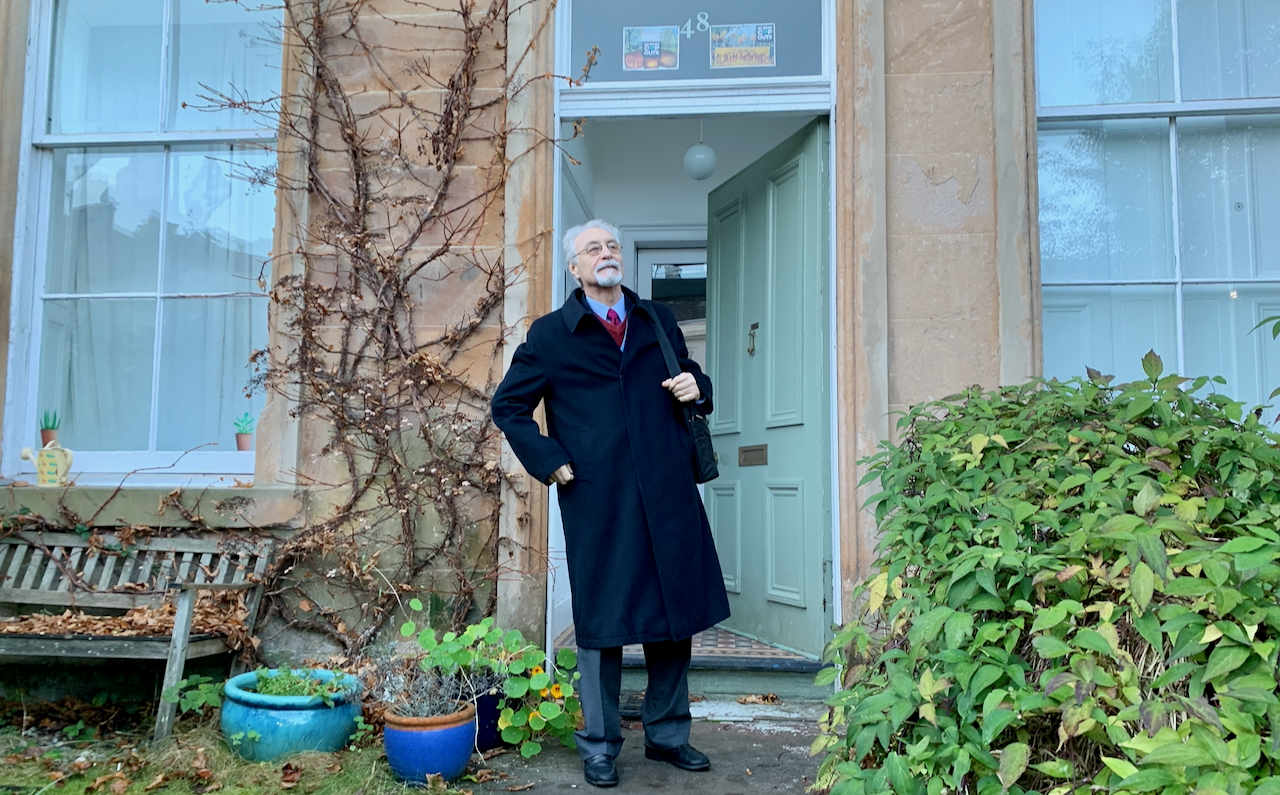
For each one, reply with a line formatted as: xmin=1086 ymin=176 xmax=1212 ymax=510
xmin=577 ymin=240 xmax=622 ymax=259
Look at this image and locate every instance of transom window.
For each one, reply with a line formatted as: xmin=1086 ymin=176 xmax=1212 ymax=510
xmin=1036 ymin=0 xmax=1280 ymax=409
xmin=9 ymin=0 xmax=279 ymax=477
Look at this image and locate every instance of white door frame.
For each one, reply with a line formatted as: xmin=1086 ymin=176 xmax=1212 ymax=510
xmin=546 ymin=1 xmax=843 ymax=658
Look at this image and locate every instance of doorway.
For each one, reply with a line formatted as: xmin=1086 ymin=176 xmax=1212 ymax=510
xmin=546 ymin=114 xmax=833 ymax=660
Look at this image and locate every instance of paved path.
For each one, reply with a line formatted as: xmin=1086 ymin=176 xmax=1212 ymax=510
xmin=479 ymin=699 xmax=825 ymax=793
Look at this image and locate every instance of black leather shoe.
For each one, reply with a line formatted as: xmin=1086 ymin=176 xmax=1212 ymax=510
xmin=583 ymin=754 xmax=619 ymax=787
xmin=644 ymin=743 xmax=711 ymax=771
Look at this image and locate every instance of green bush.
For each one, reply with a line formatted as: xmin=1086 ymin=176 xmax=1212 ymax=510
xmin=814 ymin=354 xmax=1280 ymax=795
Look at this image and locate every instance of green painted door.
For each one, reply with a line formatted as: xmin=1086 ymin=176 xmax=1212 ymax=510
xmin=704 ymin=119 xmax=832 ymax=658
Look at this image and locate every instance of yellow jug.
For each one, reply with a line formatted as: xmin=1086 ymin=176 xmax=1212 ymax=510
xmin=19 ymin=440 xmax=74 ymax=487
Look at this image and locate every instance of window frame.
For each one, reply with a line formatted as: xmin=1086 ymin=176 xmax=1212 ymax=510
xmin=1035 ymin=0 xmax=1280 ymax=388
xmin=3 ymin=0 xmax=276 ymax=480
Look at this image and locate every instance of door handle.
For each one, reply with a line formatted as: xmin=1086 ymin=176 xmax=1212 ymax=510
xmin=747 ymin=323 xmax=758 ymax=355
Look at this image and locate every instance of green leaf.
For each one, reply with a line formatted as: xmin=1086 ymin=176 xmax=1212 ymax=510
xmin=945 ymin=611 xmax=974 ymax=649
xmin=400 ymin=621 xmax=416 ymax=637
xmin=997 ymin=742 xmax=1028 ymax=793
xmin=1133 ymin=483 xmax=1160 ymax=517
xmin=1031 ymin=635 xmax=1072 ymax=659
xmin=1029 ymin=760 xmax=1073 ymax=779
xmin=1075 ymin=628 xmax=1116 ymax=657
xmin=501 ymin=726 xmax=525 ymax=743
xmin=529 ymin=673 xmax=551 ymax=691
xmin=1219 ymin=537 xmax=1267 ymax=554
xmin=504 ymin=678 xmax=530 ymax=698
xmin=520 ymin=740 xmax=542 ymax=758
xmin=1131 ymin=561 xmax=1155 ymax=612
xmin=1162 ymin=577 xmax=1213 ymax=597
xmin=909 ymin=606 xmax=954 ymax=645
xmin=556 ymin=647 xmax=578 ymax=669
xmin=982 ymin=709 xmax=1018 ymax=745
xmin=1102 ymin=756 xmax=1139 ymax=779
xmin=408 ymin=598 xmax=424 ymax=611
xmin=1139 ymin=742 xmax=1215 ymax=767
xmin=1203 ymin=645 xmax=1251 ymax=681
xmin=1031 ymin=605 xmax=1068 ymax=633
xmin=539 ymin=702 xmax=563 ymax=719
xmin=1142 ymin=350 xmax=1163 ymax=380
xmin=1116 ymin=770 xmax=1178 ymax=792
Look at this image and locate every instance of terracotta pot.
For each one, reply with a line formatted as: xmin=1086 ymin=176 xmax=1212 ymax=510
xmin=383 ymin=701 xmax=477 ymax=783
xmin=235 ymin=433 xmax=253 ymax=451
xmin=39 ymin=429 xmax=58 ymax=447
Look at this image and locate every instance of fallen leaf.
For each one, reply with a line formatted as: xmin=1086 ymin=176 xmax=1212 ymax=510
xmin=298 ymin=600 xmax=314 ymax=612
xmin=324 ymin=763 xmax=342 ymax=774
xmin=88 ymin=771 xmax=125 ymax=792
xmin=281 ymin=763 xmax=303 ymax=789
xmin=192 ymin=782 xmax=223 ymax=794
xmin=110 ymin=777 xmax=131 ymax=795
xmin=688 ymin=694 xmax=706 ymax=702
xmin=508 ymin=784 xmax=535 ymax=792
xmin=72 ymin=759 xmax=92 ymax=771
xmin=144 ymin=773 xmax=167 ymax=791
xmin=736 ymin=693 xmax=781 ymax=705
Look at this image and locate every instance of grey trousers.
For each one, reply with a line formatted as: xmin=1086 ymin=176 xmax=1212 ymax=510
xmin=574 ymin=637 xmax=693 ymax=760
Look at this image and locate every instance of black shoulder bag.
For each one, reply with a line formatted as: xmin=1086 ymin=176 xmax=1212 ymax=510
xmin=640 ymin=301 xmax=720 ymax=484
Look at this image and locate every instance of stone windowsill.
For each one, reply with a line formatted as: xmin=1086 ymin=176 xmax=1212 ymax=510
xmin=0 ymin=484 xmax=308 ymax=529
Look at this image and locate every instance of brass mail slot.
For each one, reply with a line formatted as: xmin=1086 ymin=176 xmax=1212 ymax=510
xmin=738 ymin=444 xmax=768 ymax=466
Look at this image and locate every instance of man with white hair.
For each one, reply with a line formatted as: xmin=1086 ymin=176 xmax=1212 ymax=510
xmin=492 ymin=219 xmax=730 ymax=787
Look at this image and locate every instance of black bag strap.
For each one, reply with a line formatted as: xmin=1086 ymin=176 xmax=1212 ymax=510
xmin=638 ymin=300 xmax=682 ymax=380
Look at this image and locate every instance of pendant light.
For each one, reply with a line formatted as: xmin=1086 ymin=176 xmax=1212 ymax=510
xmin=683 ymin=120 xmax=718 ymax=181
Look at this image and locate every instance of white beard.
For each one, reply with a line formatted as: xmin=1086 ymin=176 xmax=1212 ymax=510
xmin=594 ymin=259 xmax=623 ymax=287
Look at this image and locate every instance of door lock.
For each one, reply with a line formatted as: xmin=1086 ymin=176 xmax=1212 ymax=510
xmin=747 ymin=322 xmax=758 ymax=355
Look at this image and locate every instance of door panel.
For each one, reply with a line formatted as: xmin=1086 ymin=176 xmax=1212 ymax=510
xmin=705 ymin=118 xmax=831 ymax=657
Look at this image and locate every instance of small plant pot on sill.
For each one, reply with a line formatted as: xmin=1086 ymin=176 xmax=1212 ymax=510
xmin=383 ymin=701 xmax=477 ymax=784
xmin=220 ymin=669 xmax=362 ymax=761
xmin=235 ymin=433 xmax=254 ymax=451
xmin=39 ymin=429 xmax=58 ymax=447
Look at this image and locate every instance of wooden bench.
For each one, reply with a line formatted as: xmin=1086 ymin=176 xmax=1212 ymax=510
xmin=0 ymin=531 xmax=276 ymax=743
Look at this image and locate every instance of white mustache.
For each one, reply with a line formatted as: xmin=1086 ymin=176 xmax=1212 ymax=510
xmin=595 ymin=259 xmax=621 ymax=274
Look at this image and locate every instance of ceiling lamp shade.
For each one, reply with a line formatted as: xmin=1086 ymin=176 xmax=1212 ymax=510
xmin=683 ymin=142 xmax=718 ymax=180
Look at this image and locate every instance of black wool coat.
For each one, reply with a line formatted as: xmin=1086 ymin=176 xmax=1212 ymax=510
xmin=491 ymin=287 xmax=730 ymax=648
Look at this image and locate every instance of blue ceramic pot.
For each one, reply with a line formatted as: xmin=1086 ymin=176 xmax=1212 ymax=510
xmin=220 ymin=669 xmax=363 ymax=762
xmin=383 ymin=701 xmax=477 ymax=784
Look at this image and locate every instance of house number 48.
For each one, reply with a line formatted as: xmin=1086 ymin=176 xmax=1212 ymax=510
xmin=680 ymin=12 xmax=710 ymax=38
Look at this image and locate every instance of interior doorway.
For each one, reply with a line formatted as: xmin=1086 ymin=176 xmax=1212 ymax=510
xmin=546 ymin=113 xmax=833 ymax=660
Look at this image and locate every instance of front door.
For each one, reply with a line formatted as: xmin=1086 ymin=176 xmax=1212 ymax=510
xmin=704 ymin=119 xmax=831 ymax=658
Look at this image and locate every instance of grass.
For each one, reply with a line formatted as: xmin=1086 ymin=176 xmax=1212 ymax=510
xmin=0 ymin=723 xmax=466 ymax=795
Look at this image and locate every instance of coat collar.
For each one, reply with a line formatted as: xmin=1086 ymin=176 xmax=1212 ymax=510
xmin=561 ymin=286 xmax=646 ymax=332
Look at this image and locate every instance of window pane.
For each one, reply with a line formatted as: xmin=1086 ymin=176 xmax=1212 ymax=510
xmin=167 ymin=0 xmax=281 ymax=131
xmin=49 ymin=0 xmax=162 ymax=134
xmin=1178 ymin=0 xmax=1280 ymax=101
xmin=1039 ymin=120 xmax=1174 ymax=282
xmin=1179 ymin=115 xmax=1280 ymax=279
xmin=1043 ymin=285 xmax=1177 ymax=383
xmin=155 ymin=297 xmax=266 ymax=451
xmin=1035 ymin=0 xmax=1174 ymax=107
xmin=45 ymin=148 xmax=164 ymax=294
xmin=1184 ymin=284 xmax=1280 ymax=416
xmin=164 ymin=146 xmax=275 ymax=292
xmin=37 ymin=299 xmax=156 ymax=451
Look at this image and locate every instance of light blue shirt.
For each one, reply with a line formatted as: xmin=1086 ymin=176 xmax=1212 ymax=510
xmin=584 ymin=294 xmax=628 ymax=349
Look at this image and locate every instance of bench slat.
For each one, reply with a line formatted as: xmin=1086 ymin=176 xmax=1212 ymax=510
xmin=18 ymin=548 xmax=46 ymax=590
xmin=37 ymin=547 xmax=65 ymax=592
xmin=0 ymin=635 xmax=228 ymax=659
xmin=56 ymin=548 xmax=85 ymax=593
xmin=0 ymin=588 xmax=164 ymax=609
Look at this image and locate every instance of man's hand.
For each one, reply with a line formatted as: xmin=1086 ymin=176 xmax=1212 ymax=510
xmin=662 ymin=372 xmax=701 ymax=403
xmin=550 ymin=463 xmax=575 ymax=485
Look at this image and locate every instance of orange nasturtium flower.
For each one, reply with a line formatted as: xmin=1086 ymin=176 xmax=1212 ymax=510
xmin=550 ymin=683 xmax=563 ymax=698
xmin=531 ymin=666 xmax=545 ymax=676
xmin=539 ymin=688 xmax=550 ymax=697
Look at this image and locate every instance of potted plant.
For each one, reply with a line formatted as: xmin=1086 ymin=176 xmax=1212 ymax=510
xmin=219 ymin=667 xmax=362 ymax=761
xmin=234 ymin=412 xmax=255 ymax=450
xmin=366 ymin=650 xmax=479 ymax=784
xmin=400 ymin=606 xmax=581 ymax=759
xmin=39 ymin=410 xmax=59 ymax=447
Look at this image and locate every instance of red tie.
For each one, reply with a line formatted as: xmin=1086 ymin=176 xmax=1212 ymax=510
xmin=598 ymin=309 xmax=626 ymax=347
